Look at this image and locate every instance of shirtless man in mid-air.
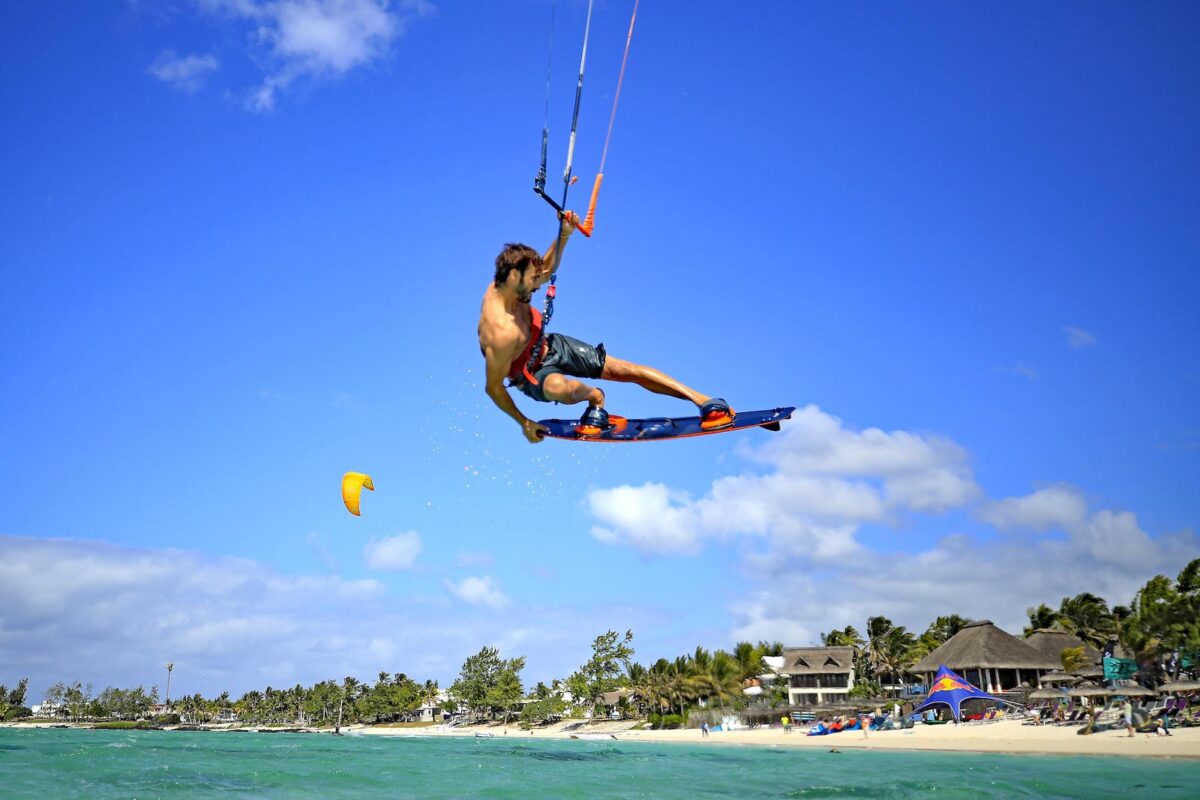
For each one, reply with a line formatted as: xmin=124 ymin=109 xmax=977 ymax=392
xmin=478 ymin=212 xmax=732 ymax=443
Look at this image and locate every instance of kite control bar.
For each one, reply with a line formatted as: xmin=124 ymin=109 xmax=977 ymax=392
xmin=533 ymin=184 xmax=596 ymax=237
xmin=532 ymin=0 xmax=635 ymax=240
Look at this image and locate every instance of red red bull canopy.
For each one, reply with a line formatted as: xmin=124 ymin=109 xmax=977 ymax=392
xmin=914 ymin=665 xmax=999 ymax=721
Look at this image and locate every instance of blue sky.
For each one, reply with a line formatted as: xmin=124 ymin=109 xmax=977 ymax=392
xmin=1 ymin=1 xmax=1198 ymax=700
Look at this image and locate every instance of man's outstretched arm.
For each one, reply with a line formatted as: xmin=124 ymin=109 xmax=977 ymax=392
xmin=484 ymin=344 xmax=548 ymax=444
xmin=537 ymin=211 xmax=580 ymax=280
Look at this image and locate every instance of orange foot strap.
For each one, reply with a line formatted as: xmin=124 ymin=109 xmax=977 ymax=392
xmin=575 ymin=406 xmax=616 ymax=437
xmin=700 ymin=410 xmax=736 ymax=431
xmin=699 ymin=398 xmax=736 ymax=431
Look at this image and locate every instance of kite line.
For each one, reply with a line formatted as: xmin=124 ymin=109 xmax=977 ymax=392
xmin=525 ymin=0 xmax=638 ymax=385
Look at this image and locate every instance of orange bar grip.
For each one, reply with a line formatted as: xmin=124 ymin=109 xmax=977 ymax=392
xmin=577 ymin=173 xmax=603 ymax=237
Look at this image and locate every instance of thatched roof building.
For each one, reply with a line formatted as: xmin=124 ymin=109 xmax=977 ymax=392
xmin=778 ymin=646 xmax=855 ymax=707
xmin=779 ymin=646 xmax=855 ymax=676
xmin=1024 ymin=628 xmax=1101 ymax=668
xmin=910 ymin=620 xmax=1058 ymax=694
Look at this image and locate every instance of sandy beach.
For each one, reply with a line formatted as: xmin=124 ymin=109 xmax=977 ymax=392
xmin=350 ymin=718 xmax=1200 ymax=759
xmin=9 ymin=718 xmax=1198 ymax=759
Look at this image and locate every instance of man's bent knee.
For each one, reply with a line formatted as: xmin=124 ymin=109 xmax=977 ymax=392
xmin=542 ymin=374 xmax=591 ymax=405
xmin=545 ymin=375 xmax=604 ymax=406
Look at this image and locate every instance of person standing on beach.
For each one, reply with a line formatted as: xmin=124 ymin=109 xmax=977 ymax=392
xmin=701 ymin=721 xmax=709 ymax=737
xmin=781 ymin=714 xmax=791 ymax=734
xmin=1122 ymin=699 xmax=1134 ymax=737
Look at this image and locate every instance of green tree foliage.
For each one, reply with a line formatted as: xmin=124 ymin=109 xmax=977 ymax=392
xmin=1118 ymin=560 xmax=1200 ymax=678
xmin=1024 ymin=603 xmax=1060 ymax=636
xmin=731 ymin=642 xmax=765 ymax=681
xmin=90 ymin=686 xmax=156 ymax=720
xmin=863 ymin=616 xmax=916 ymax=687
xmin=519 ymin=695 xmax=567 ymax=726
xmin=821 ymin=626 xmax=863 ymax=648
xmin=1056 ymin=592 xmax=1117 ymax=649
xmin=449 ymin=646 xmax=525 ymax=721
xmin=487 ymin=662 xmax=525 ymax=723
xmin=1060 ymin=646 xmax=1087 ymax=674
xmin=0 ymin=678 xmax=30 ymax=719
xmin=756 ymin=640 xmax=785 ymax=657
xmin=571 ymin=630 xmax=634 ymax=714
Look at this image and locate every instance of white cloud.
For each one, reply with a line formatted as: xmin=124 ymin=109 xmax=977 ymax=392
xmin=728 ymin=513 xmax=1195 ymax=648
xmin=0 ymin=535 xmax=654 ymax=702
xmin=1063 ymin=325 xmax=1098 ymax=349
xmin=587 ymin=406 xmax=979 ymax=558
xmin=0 ymin=535 xmax=391 ymax=697
xmin=979 ymin=486 xmax=1168 ymax=571
xmin=582 ymin=406 xmax=1196 ymax=646
xmin=363 ymin=531 xmax=422 ymax=570
xmin=193 ymin=0 xmax=425 ymax=111
xmin=445 ymin=576 xmax=509 ymax=610
xmin=148 ymin=50 xmax=219 ymax=93
xmin=977 ymin=485 xmax=1088 ymax=531
xmin=589 ymin=483 xmax=704 ymax=555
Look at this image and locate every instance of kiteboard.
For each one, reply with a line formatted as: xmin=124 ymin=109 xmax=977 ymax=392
xmin=538 ymin=406 xmax=795 ymax=443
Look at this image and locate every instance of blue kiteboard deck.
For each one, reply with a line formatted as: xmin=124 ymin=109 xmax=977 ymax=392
xmin=538 ymin=406 xmax=795 ymax=442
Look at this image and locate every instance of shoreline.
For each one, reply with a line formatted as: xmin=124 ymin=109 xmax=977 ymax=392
xmin=7 ymin=718 xmax=1198 ymax=759
xmin=352 ymin=718 xmax=1200 ymax=760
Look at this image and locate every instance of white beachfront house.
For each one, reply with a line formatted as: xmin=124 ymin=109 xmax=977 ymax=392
xmin=779 ymin=647 xmax=856 ymax=706
xmin=415 ymin=690 xmax=449 ymax=722
xmin=31 ymin=702 xmax=66 ymax=718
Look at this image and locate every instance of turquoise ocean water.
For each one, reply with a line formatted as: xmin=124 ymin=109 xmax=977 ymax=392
xmin=1 ymin=728 xmax=1196 ymax=798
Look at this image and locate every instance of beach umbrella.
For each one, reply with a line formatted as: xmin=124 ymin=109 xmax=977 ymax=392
xmin=1067 ymin=682 xmax=1112 ymax=698
xmin=1038 ymin=671 xmax=1078 ymax=685
xmin=1027 ymin=688 xmax=1067 ymax=700
xmin=1156 ymin=680 xmax=1200 ymax=693
xmin=1110 ymin=685 xmax=1155 ymax=697
xmin=1070 ymin=664 xmax=1104 ymax=679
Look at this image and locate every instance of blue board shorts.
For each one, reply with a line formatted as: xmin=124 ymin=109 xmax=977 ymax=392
xmin=515 ymin=333 xmax=606 ymax=403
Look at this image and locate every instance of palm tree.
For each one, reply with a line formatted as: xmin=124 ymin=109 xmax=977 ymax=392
xmin=732 ymin=641 xmax=765 ymax=681
xmin=702 ymin=652 xmax=744 ymax=717
xmin=1057 ymin=593 xmax=1116 ymax=649
xmin=1060 ymin=646 xmax=1088 ymax=674
xmin=821 ymin=626 xmax=863 ymax=648
xmin=692 ymin=647 xmax=712 ymax=674
xmin=1024 ymin=603 xmax=1060 ymax=636
xmin=637 ymin=661 xmax=672 ymax=718
xmin=876 ymin=627 xmax=917 ymax=694
xmin=863 ymin=617 xmax=895 ymax=682
xmin=668 ymin=657 xmax=695 ymax=716
xmin=864 ymin=617 xmax=916 ymax=691
xmin=165 ymin=662 xmax=174 ymax=707
xmin=925 ymin=614 xmax=969 ymax=643
xmin=756 ymin=640 xmax=784 ymax=657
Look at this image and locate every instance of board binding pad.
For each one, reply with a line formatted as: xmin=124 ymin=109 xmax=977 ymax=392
xmin=538 ymin=406 xmax=795 ymax=442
